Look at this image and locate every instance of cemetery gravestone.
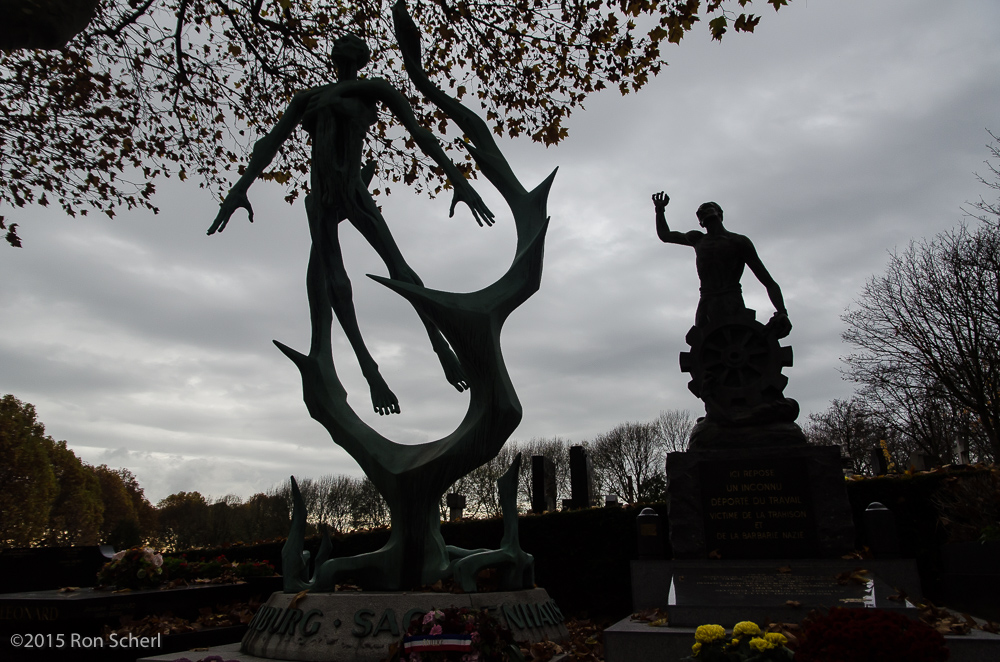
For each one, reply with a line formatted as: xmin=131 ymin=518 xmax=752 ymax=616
xmin=603 ymin=193 xmax=919 ymax=662
xmin=647 ymin=193 xmax=855 ymax=558
xmin=666 ymin=445 xmax=854 ymax=559
xmin=446 ymin=492 xmax=466 ymax=521
xmin=531 ymin=455 xmax=557 ymax=513
xmin=567 ymin=445 xmax=595 ymax=510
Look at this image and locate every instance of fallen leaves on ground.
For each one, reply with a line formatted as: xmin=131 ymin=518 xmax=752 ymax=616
xmin=524 ymin=639 xmax=563 ymax=661
xmin=556 ymin=617 xmax=607 ymax=661
xmin=101 ymin=598 xmax=259 ymax=640
xmin=919 ymin=603 xmax=975 ymax=635
xmin=834 ymin=568 xmax=869 ymax=586
xmin=630 ymin=607 xmax=669 ymax=627
xmin=840 ymin=547 xmax=874 ymax=560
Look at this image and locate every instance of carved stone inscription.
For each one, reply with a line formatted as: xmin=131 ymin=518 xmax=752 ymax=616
xmin=671 ymin=567 xmax=874 ymax=608
xmin=700 ymin=457 xmax=819 ymax=558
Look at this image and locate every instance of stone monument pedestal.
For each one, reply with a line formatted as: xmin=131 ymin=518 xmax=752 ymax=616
xmin=666 ymin=444 xmax=855 ymax=559
xmin=240 ymin=588 xmax=567 ymax=662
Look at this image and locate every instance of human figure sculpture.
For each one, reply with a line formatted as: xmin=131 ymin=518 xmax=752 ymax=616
xmin=653 ymin=192 xmax=789 ymax=335
xmin=209 ymin=34 xmax=495 ymax=415
xmin=224 ymin=0 xmax=556 ymax=593
xmin=653 ymin=192 xmax=804 ymax=447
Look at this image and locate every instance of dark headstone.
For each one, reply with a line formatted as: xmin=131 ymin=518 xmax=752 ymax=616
xmin=636 ymin=508 xmax=664 ymax=559
xmin=907 ymin=451 xmax=930 ymax=472
xmin=941 ymin=541 xmax=1000 ymax=621
xmin=446 ymin=492 xmax=466 ymax=521
xmin=870 ymin=447 xmax=889 ymax=475
xmin=567 ymin=445 xmax=594 ymax=510
xmin=531 ymin=455 xmax=557 ymax=513
xmin=666 ymin=445 xmax=855 ymax=559
xmin=864 ymin=502 xmax=900 ymax=559
xmin=954 ymin=437 xmax=971 ymax=465
xmin=0 ymin=546 xmax=115 ymax=593
xmin=661 ymin=560 xmax=914 ymax=626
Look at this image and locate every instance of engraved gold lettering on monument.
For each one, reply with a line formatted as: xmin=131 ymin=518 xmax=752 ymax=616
xmin=701 ymin=459 xmax=814 ymax=554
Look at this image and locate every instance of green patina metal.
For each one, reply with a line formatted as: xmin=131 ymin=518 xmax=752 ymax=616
xmin=260 ymin=1 xmax=552 ymax=591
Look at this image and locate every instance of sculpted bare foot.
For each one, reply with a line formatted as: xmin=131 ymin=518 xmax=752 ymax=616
xmin=365 ymin=369 xmax=400 ymax=415
xmin=436 ymin=347 xmax=468 ymax=392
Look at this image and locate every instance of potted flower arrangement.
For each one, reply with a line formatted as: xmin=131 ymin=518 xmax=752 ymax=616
xmin=681 ymin=621 xmax=794 ymax=662
xmin=388 ymin=607 xmax=525 ymax=662
xmin=794 ymin=608 xmax=948 ymax=662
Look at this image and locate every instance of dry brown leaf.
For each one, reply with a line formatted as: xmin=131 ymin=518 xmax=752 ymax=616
xmin=786 ymin=600 xmax=802 ymax=608
xmin=529 ymin=639 xmax=563 ymax=661
xmin=777 ymin=566 xmax=792 ymax=573
xmin=288 ymin=589 xmax=309 ymax=610
xmin=631 ymin=607 xmax=668 ymax=623
xmin=835 ymin=568 xmax=869 ymax=586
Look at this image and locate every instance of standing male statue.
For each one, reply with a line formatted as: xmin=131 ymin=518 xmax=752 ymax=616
xmin=652 ymin=192 xmax=803 ymax=447
xmin=209 ymin=34 xmax=494 ymax=416
xmin=653 ymin=192 xmax=790 ymax=335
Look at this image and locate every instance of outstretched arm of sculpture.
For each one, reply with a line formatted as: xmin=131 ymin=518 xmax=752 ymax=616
xmin=207 ymin=89 xmax=317 ymax=235
xmin=654 ymin=191 xmax=696 ymax=245
xmin=368 ymin=80 xmax=495 ymax=227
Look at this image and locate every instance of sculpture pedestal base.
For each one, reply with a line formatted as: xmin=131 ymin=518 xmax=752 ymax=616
xmin=240 ymin=588 xmax=568 ymax=662
xmin=666 ymin=444 xmax=855 ymax=559
xmin=688 ymin=419 xmax=806 ymax=449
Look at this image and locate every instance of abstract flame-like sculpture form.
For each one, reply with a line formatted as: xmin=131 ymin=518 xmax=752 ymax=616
xmin=278 ymin=0 xmax=554 ymax=592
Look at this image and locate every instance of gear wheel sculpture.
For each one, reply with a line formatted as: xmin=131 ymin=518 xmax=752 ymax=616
xmin=679 ymin=308 xmax=793 ymax=411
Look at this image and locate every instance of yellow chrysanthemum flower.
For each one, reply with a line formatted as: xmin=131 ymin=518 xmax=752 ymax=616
xmin=691 ymin=642 xmax=702 ymax=656
xmin=749 ymin=637 xmax=776 ymax=652
xmin=730 ymin=638 xmax=740 ymax=646
xmin=733 ymin=621 xmax=761 ymax=637
xmin=764 ymin=632 xmax=788 ymax=646
xmin=694 ymin=624 xmax=727 ymax=643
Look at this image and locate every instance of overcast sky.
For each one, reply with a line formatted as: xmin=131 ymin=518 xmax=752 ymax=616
xmin=3 ymin=0 xmax=998 ymax=504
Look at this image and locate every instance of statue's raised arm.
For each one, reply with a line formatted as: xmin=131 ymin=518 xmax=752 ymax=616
xmin=653 ymin=191 xmax=701 ymax=246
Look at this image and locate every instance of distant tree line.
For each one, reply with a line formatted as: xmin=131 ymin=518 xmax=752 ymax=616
xmin=1 ymin=393 xmax=696 ymax=549
xmin=0 ymin=394 xmax=157 ymax=549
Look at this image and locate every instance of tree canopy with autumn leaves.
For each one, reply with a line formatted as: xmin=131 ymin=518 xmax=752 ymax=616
xmin=1 ymin=0 xmax=790 ymax=246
